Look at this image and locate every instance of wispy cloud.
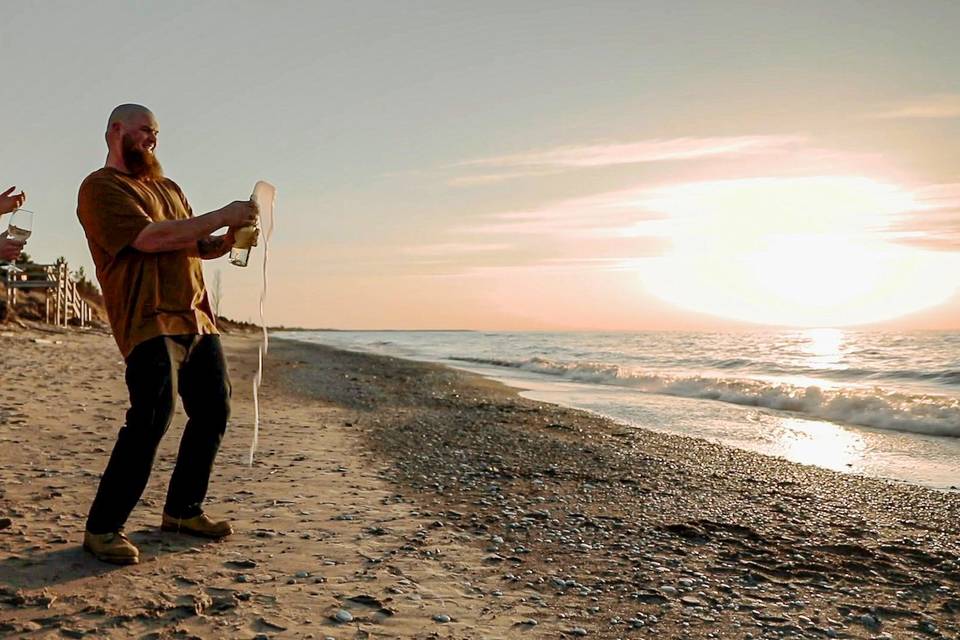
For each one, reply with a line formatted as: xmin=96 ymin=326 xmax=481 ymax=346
xmin=885 ymin=183 xmax=960 ymax=250
xmin=870 ymin=95 xmax=960 ymax=119
xmin=457 ymin=186 xmax=666 ymax=237
xmin=458 ymin=135 xmax=806 ymax=170
xmin=410 ymin=188 xmax=671 ymax=278
xmin=885 ymin=210 xmax=960 ymax=251
xmin=401 ymin=242 xmax=512 ymax=256
xmin=447 ymin=169 xmax=565 ymax=187
xmin=913 ymin=183 xmax=960 ymax=207
xmin=418 ymin=257 xmax=655 ymax=279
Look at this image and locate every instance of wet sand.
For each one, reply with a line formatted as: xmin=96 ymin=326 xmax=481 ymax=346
xmin=1 ymin=330 xmax=959 ymax=638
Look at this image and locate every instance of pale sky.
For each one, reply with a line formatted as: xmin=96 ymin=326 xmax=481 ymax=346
xmin=4 ymin=1 xmax=959 ymax=329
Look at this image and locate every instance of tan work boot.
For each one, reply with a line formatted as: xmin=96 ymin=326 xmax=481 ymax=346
xmin=83 ymin=531 xmax=140 ymax=565
xmin=161 ymin=512 xmax=233 ymax=539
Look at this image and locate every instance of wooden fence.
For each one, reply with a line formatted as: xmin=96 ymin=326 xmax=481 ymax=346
xmin=3 ymin=258 xmax=92 ymax=327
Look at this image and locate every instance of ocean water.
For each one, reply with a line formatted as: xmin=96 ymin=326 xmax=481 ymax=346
xmin=273 ymin=329 xmax=960 ymax=490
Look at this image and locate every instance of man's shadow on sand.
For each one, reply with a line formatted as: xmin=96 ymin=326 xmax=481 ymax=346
xmin=0 ymin=529 xmax=212 ymax=590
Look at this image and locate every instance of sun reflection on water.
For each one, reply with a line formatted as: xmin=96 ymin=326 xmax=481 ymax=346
xmin=799 ymin=327 xmax=846 ymax=369
xmin=771 ymin=417 xmax=867 ymax=473
xmin=769 ymin=328 xmax=850 ymax=390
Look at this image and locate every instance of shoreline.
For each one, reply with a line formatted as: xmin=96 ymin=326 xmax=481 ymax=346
xmin=512 ymin=384 xmax=960 ymax=494
xmin=0 ymin=330 xmax=958 ymax=638
xmin=276 ymin=330 xmax=960 ymax=492
xmin=272 ymin=337 xmax=960 ymax=639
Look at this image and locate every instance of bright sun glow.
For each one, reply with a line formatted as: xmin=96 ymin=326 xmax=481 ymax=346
xmin=638 ymin=176 xmax=960 ymax=326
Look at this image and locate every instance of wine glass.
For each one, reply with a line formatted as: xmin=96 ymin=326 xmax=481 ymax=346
xmin=6 ymin=209 xmax=33 ymax=241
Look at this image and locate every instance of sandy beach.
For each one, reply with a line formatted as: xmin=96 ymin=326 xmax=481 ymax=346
xmin=1 ymin=329 xmax=959 ymax=639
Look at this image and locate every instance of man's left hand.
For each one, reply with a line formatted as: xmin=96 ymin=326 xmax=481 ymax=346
xmin=196 ymin=232 xmax=235 ymax=260
xmin=223 ymin=228 xmax=237 ymax=250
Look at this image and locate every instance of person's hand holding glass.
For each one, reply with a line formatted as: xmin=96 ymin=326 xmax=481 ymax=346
xmin=0 ymin=186 xmax=28 ymax=262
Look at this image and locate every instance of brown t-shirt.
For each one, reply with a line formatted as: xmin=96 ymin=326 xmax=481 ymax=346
xmin=77 ymin=167 xmax=218 ymax=358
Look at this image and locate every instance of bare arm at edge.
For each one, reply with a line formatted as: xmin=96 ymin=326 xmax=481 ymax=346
xmin=131 ymin=200 xmax=257 ymax=254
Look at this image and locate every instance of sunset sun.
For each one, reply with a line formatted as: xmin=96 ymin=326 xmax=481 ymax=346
xmin=638 ymin=176 xmax=959 ymax=326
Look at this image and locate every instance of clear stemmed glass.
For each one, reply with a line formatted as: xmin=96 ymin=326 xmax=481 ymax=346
xmin=6 ymin=209 xmax=33 ymax=241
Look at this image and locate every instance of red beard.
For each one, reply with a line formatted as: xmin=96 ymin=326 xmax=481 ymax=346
xmin=121 ymin=134 xmax=164 ymax=181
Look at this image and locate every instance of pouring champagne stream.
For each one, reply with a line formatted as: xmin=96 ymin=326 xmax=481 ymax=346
xmin=228 ymin=181 xmax=276 ymax=465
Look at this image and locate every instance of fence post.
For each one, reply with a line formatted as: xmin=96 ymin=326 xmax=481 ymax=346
xmin=55 ymin=262 xmax=59 ymax=326
xmin=62 ymin=262 xmax=67 ymax=327
xmin=57 ymin=261 xmax=64 ymax=327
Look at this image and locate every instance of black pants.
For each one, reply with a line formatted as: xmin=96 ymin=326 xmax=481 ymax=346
xmin=86 ymin=334 xmax=231 ymax=534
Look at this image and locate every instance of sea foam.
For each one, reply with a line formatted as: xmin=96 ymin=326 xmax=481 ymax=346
xmin=451 ymin=356 xmax=960 ymax=437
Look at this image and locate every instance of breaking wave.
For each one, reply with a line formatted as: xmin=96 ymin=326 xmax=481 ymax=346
xmin=450 ymin=356 xmax=960 ymax=437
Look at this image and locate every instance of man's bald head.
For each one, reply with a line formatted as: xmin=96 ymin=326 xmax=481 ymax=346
xmin=104 ymin=104 xmax=163 ymax=180
xmin=107 ymin=104 xmax=155 ymax=132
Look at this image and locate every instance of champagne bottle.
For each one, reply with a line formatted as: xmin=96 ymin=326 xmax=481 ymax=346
xmin=229 ymin=182 xmax=273 ymax=267
xmin=229 ymin=224 xmax=259 ymax=267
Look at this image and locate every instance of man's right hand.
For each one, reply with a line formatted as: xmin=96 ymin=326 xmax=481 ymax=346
xmin=218 ymin=200 xmax=259 ymax=229
xmin=134 ymin=199 xmax=259 ymax=254
xmin=0 ymin=237 xmax=25 ymax=262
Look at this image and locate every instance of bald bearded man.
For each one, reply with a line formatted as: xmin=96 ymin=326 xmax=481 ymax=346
xmin=77 ymin=104 xmax=258 ymax=564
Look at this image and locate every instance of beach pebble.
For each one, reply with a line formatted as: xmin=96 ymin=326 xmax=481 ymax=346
xmin=858 ymin=613 xmax=879 ymax=628
xmin=433 ymin=614 xmax=451 ymax=623
xmin=226 ymin=559 xmax=257 ymax=569
xmin=569 ymin=628 xmax=588 ymax=637
xmin=660 ymin=586 xmax=678 ymax=596
xmin=918 ymin=620 xmax=938 ymax=634
xmin=333 ymin=609 xmax=353 ymax=623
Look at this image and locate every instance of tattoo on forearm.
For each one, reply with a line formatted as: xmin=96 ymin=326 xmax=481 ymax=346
xmin=198 ymin=236 xmax=226 ymax=258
